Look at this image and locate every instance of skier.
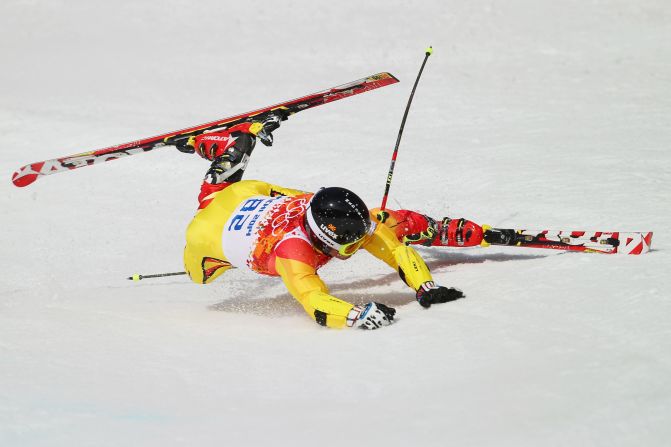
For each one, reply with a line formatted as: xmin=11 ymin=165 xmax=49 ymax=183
xmin=179 ymin=114 xmax=480 ymax=329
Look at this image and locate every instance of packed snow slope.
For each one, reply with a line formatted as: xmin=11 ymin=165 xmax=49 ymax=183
xmin=1 ymin=1 xmax=670 ymax=446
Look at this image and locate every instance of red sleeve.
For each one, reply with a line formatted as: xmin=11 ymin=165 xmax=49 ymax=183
xmin=378 ymin=209 xmax=432 ymax=241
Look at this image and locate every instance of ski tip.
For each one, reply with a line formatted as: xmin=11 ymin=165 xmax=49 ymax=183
xmin=128 ymin=274 xmax=142 ymax=281
xmin=369 ymin=72 xmax=400 ymax=84
xmin=425 ymin=46 xmax=433 ymax=56
xmin=382 ymin=72 xmax=400 ymax=83
xmin=11 ymin=169 xmax=38 ymax=188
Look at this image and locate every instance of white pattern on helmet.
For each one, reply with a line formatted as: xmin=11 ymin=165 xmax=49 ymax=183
xmin=306 ymin=210 xmax=376 ymax=251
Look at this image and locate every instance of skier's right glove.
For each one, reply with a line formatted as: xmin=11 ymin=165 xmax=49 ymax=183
xmin=347 ymin=302 xmax=396 ymax=330
xmin=416 ymin=281 xmax=464 ymax=308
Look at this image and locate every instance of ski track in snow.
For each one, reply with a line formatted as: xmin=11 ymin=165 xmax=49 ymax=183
xmin=1 ymin=1 xmax=670 ymax=446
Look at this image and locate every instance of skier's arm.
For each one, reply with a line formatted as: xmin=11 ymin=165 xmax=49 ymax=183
xmin=364 ymin=222 xmax=433 ymax=290
xmin=274 ymin=245 xmax=354 ymax=328
xmin=275 ymin=254 xmax=395 ymax=329
xmin=365 ymin=218 xmax=466 ymax=307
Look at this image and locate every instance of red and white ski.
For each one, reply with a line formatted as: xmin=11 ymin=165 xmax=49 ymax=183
xmin=482 ymin=227 xmax=653 ymax=255
xmin=12 ymin=72 xmax=399 ymax=187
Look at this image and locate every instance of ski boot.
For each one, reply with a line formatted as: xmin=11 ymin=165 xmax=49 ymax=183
xmin=434 ymin=217 xmax=485 ymax=247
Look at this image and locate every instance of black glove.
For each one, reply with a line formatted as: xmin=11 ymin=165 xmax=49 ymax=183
xmin=257 ymin=114 xmax=283 ymax=146
xmin=416 ymin=281 xmax=464 ymax=308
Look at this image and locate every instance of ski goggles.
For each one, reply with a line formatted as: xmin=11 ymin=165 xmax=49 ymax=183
xmin=306 ymin=213 xmax=376 ymax=256
xmin=336 ymin=233 xmax=372 ymax=256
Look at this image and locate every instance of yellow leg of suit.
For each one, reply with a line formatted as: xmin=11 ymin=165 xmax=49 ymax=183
xmin=184 ymin=208 xmax=234 ymax=284
xmin=183 ymin=185 xmax=248 ymax=284
xmin=184 ymin=180 xmax=307 ymax=284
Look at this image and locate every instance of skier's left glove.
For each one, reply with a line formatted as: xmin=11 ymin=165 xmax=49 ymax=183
xmin=347 ymin=302 xmax=396 ymax=329
xmin=416 ymin=281 xmax=464 ymax=308
xmin=255 ymin=114 xmax=284 ymax=147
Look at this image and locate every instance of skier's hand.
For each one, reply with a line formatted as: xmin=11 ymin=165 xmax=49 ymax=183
xmin=347 ymin=302 xmax=396 ymax=329
xmin=416 ymin=281 xmax=464 ymax=308
xmin=256 ymin=114 xmax=283 ymax=147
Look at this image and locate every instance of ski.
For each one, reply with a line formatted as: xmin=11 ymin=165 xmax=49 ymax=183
xmin=12 ymin=72 xmax=399 ymax=187
xmin=482 ymin=227 xmax=653 ymax=255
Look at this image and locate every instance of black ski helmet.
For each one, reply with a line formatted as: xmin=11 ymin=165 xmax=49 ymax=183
xmin=305 ymin=187 xmax=374 ymax=256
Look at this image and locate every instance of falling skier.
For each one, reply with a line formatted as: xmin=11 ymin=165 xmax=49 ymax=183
xmin=178 ymin=114 xmax=482 ymax=329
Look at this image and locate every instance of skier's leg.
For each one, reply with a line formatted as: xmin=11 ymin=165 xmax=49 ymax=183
xmin=184 ymin=220 xmax=234 ymax=284
xmin=196 ymin=131 xmax=257 ymax=209
xmin=371 ymin=208 xmax=437 ymax=245
xmin=184 ymin=187 xmax=246 ymax=284
xmin=372 ymin=208 xmax=484 ymax=248
xmin=191 ymin=116 xmax=282 ymax=209
xmin=433 ymin=217 xmax=485 ymax=247
xmin=184 ymin=213 xmax=235 ymax=284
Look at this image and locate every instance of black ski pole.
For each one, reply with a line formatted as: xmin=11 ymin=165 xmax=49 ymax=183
xmin=380 ymin=46 xmax=433 ymax=211
xmin=127 ymin=271 xmax=187 ymax=281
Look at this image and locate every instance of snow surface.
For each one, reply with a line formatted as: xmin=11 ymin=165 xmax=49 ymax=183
xmin=1 ymin=0 xmax=670 ymax=446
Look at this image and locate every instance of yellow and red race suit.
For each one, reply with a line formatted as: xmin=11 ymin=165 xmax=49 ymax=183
xmin=184 ymin=180 xmax=436 ymax=328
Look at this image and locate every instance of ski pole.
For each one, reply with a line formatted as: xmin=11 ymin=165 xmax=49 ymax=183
xmin=127 ymin=271 xmax=186 ymax=281
xmin=380 ymin=46 xmax=433 ymax=211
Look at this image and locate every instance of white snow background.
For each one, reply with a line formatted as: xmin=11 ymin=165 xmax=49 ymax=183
xmin=1 ymin=1 xmax=670 ymax=446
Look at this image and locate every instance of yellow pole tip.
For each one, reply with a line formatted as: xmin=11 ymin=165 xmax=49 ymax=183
xmin=425 ymin=46 xmax=433 ymax=55
xmin=132 ymin=274 xmax=141 ymax=281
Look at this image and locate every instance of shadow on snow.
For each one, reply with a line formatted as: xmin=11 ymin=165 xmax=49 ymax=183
xmin=209 ymin=250 xmax=546 ymax=317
